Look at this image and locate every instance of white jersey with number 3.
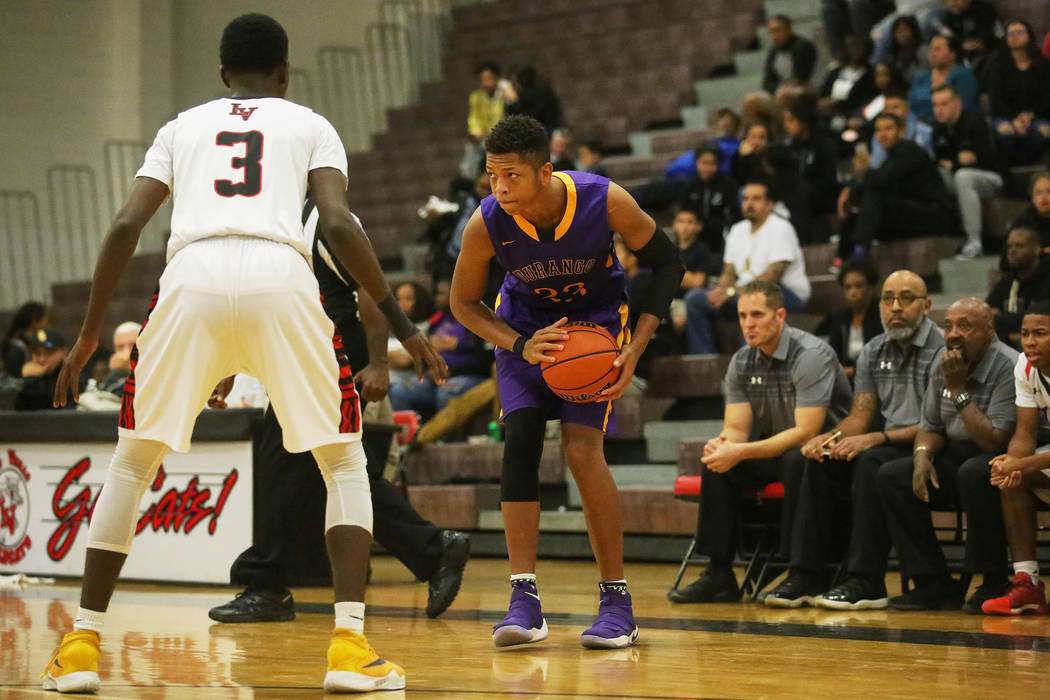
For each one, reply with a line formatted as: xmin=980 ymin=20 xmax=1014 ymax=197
xmin=137 ymin=96 xmax=348 ymax=262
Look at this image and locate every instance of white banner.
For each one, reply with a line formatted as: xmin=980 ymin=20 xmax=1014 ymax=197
xmin=0 ymin=442 xmax=252 ymax=584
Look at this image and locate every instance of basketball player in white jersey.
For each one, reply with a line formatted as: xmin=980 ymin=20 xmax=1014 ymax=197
xmin=41 ymin=14 xmax=445 ymax=694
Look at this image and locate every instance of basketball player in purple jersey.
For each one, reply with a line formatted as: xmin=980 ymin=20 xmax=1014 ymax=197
xmin=450 ymin=115 xmax=684 ymax=648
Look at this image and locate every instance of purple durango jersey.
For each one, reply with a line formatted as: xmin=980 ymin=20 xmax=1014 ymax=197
xmin=482 ymin=171 xmax=625 ymax=312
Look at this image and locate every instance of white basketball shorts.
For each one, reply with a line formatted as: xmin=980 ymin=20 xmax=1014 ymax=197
xmin=117 ymin=236 xmax=360 ymax=453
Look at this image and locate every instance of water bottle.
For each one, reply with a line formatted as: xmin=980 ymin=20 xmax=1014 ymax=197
xmin=488 ymin=420 xmax=502 ymax=442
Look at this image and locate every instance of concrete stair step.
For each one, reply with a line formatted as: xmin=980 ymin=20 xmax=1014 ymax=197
xmin=479 ymin=509 xmax=588 ymax=532
xmin=764 ymin=0 xmax=821 ymax=23
xmin=681 ymin=105 xmax=709 ymax=130
xmin=566 ymin=464 xmax=680 ymax=506
xmin=694 ymin=74 xmax=757 ymax=107
xmin=647 ymin=354 xmax=733 ymax=398
xmin=733 ymin=49 xmax=766 ymax=76
xmin=643 ymin=421 xmax=724 ymax=462
xmin=937 ymin=255 xmax=1000 ymax=296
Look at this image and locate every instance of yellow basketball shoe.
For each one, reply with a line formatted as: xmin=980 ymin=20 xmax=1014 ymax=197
xmin=41 ymin=629 xmax=101 ymax=693
xmin=323 ymin=628 xmax=405 ymax=693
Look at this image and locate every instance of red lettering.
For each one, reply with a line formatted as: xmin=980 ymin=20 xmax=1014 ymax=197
xmin=7 ymin=449 xmax=31 ymax=481
xmin=135 ymin=467 xmax=238 ymax=536
xmin=47 ymin=458 xmax=96 ymax=562
xmin=0 ymin=535 xmax=31 ymax=564
xmin=208 ymin=470 xmax=238 ymax=534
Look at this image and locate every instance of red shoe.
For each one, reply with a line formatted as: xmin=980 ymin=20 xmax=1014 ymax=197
xmin=981 ymin=573 xmax=1048 ymax=615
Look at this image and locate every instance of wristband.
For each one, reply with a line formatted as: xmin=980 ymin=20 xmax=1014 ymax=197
xmin=376 ymin=292 xmax=419 ymax=341
xmin=881 ymin=431 xmax=890 ymax=444
xmin=512 ymin=336 xmax=527 ymax=356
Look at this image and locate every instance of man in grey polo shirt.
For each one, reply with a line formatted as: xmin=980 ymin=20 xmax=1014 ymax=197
xmin=878 ymin=298 xmax=1017 ymax=612
xmin=668 ymin=280 xmax=851 ymax=605
xmin=796 ymin=270 xmax=943 ymax=610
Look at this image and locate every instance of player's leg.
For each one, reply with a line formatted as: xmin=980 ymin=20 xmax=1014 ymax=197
xmin=982 ymin=471 xmax=1050 ymax=615
xmin=561 ymin=421 xmax=638 ymax=649
xmin=492 ymin=407 xmax=549 ymax=647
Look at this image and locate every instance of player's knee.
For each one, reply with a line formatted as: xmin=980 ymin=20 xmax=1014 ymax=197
xmin=312 ymin=442 xmax=373 ymax=532
xmin=109 ymin=437 xmax=168 ymax=486
xmin=501 ymin=408 xmax=546 ymax=502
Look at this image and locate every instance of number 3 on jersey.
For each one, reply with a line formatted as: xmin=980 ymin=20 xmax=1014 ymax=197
xmin=215 ymin=131 xmax=263 ymax=197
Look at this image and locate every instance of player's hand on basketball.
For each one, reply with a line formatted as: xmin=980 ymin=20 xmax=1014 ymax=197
xmin=701 ymin=439 xmax=744 ymax=473
xmin=401 ymin=332 xmax=448 ymax=384
xmin=207 ymin=376 xmax=236 ymax=409
xmin=53 ymin=335 xmax=98 ymax=407
xmin=354 ymin=362 xmax=390 ymax=402
xmin=598 ymin=342 xmax=639 ymax=401
xmin=524 ymin=317 xmax=570 ymax=365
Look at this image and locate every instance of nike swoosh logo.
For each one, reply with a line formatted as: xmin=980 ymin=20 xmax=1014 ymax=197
xmin=524 ymin=592 xmax=540 ymax=600
xmin=502 ymin=240 xmax=515 ymax=246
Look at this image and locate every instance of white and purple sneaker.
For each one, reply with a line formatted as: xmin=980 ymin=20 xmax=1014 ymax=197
xmin=580 ymin=582 xmax=639 ymax=649
xmin=492 ymin=580 xmax=548 ymax=647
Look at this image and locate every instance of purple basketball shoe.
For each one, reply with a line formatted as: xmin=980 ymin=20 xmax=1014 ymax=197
xmin=580 ymin=582 xmax=639 ymax=649
xmin=492 ymin=579 xmax=548 ymax=647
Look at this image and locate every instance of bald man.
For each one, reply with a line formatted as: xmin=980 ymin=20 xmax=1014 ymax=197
xmin=796 ymin=271 xmax=944 ymax=610
xmin=877 ymin=298 xmax=1018 ymax=612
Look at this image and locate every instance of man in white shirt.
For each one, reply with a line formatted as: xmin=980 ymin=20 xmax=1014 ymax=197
xmin=41 ymin=13 xmax=446 ymax=694
xmin=985 ymin=302 xmax=1050 ymax=615
xmin=684 ymin=180 xmax=811 ymax=354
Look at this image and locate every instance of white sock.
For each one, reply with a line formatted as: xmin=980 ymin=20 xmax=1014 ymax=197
xmin=603 ymin=579 xmax=627 ymax=585
xmin=1014 ymin=561 xmax=1039 ymax=584
xmin=73 ymin=607 xmax=105 ymax=634
xmin=334 ymin=601 xmax=365 ymax=634
xmin=510 ymin=573 xmax=536 ymax=584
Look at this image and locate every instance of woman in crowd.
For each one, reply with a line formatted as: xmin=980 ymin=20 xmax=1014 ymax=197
xmin=1 ymin=301 xmax=48 ymax=378
xmin=908 ymin=35 xmax=978 ymax=122
xmin=815 ymin=259 xmax=882 ymax=379
xmin=985 ymin=19 xmax=1050 ymax=166
xmin=876 ymin=15 xmax=928 ymax=85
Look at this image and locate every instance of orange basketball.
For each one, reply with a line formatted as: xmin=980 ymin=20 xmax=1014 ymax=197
xmin=540 ymin=321 xmax=621 ymax=403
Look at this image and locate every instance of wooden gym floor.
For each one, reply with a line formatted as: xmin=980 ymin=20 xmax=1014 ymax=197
xmin=3 ymin=555 xmax=1050 ymax=698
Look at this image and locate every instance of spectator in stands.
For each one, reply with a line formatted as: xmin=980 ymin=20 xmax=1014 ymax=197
xmin=854 ymin=63 xmax=908 ymax=129
xmin=668 ymin=281 xmax=852 ymax=605
xmin=769 ymin=94 xmax=840 ymax=243
xmin=389 ymin=279 xmax=492 ymax=421
xmin=839 ymin=112 xmax=953 ymax=261
xmin=462 ymin=61 xmax=506 ymax=177
xmin=870 ymin=0 xmax=942 ymax=61
xmin=504 ymin=65 xmax=563 ymax=135
xmin=667 ymin=110 xmax=744 ymax=180
xmin=671 ymin=208 xmax=720 ymax=290
xmin=879 ymin=298 xmax=1016 ymax=612
xmin=732 ymin=121 xmax=776 ymax=186
xmin=815 ymin=258 xmax=883 ymax=379
xmin=932 ymin=0 xmax=1002 ymax=71
xmin=802 ymin=270 xmax=943 ymax=610
xmin=869 ymin=90 xmax=934 ymax=167
xmin=821 ymin=0 xmax=893 ymax=64
xmin=908 ymin=35 xmax=978 ymax=122
xmin=985 ymin=20 xmax=1050 ymax=167
xmin=549 ymin=128 xmax=574 ymax=171
xmin=984 ymin=302 xmax=1050 ymax=616
xmin=388 ymin=281 xmax=434 ymax=393
xmin=987 ymin=227 xmax=1050 ymax=348
xmin=98 ymin=321 xmax=141 ymax=394
xmin=16 ymin=328 xmax=84 ymax=410
xmin=874 ymin=15 xmax=929 ymax=85
xmin=676 ymin=146 xmax=739 ymax=254
xmin=932 ymin=84 xmax=1002 ymax=259
xmin=684 ymin=180 xmax=810 ymax=355
xmin=576 ymin=140 xmax=608 ymax=177
xmin=820 ymin=35 xmax=880 ymax=128
xmin=1011 ymin=172 xmax=1050 ymax=249
xmin=1 ymin=301 xmax=48 ymax=378
xmin=762 ymin=15 xmax=818 ymax=95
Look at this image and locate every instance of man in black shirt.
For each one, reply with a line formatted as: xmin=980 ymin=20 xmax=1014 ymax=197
xmin=939 ymin=0 xmax=1002 ymax=68
xmin=932 ymin=84 xmax=1003 ymax=259
xmin=676 ymin=146 xmax=739 ymax=254
xmin=987 ymin=227 xmax=1050 ymax=348
xmin=839 ymin=112 xmax=954 ymax=259
xmin=209 ymin=202 xmax=470 ymax=623
xmin=762 ymin=15 xmax=818 ymax=94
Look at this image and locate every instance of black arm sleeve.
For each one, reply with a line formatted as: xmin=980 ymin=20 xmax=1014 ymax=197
xmin=630 ymin=229 xmax=685 ymax=320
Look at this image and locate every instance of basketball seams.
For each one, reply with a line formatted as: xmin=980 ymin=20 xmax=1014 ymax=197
xmin=540 ymin=348 xmax=620 ymax=374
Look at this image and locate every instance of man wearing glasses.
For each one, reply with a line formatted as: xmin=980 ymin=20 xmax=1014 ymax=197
xmin=878 ymin=297 xmax=1017 ymax=612
xmin=798 ymin=270 xmax=943 ymax=610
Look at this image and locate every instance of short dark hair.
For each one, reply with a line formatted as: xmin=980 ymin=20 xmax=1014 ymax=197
xmin=484 ymin=115 xmax=549 ymax=169
xmin=838 ymin=258 xmax=879 ymax=287
xmin=1030 ymin=171 xmax=1050 ymax=196
xmin=674 ymin=206 xmax=702 ymax=222
xmin=1008 ymin=226 xmax=1041 ymax=245
xmin=742 ymin=178 xmax=772 ymax=200
xmin=1024 ymin=300 xmax=1050 ymax=320
xmin=769 ymin=14 xmax=792 ymax=28
xmin=930 ymin=33 xmax=962 ymax=58
xmin=713 ymin=107 xmax=741 ymax=129
xmin=220 ymin=13 xmax=288 ymax=75
xmin=874 ymin=111 xmax=904 ymax=129
xmin=476 ymin=61 xmax=500 ymax=76
xmin=739 ymin=280 xmax=784 ymax=310
xmin=581 ymin=139 xmax=604 ymax=155
xmin=694 ymin=143 xmax=722 ymax=162
xmin=882 ymin=86 xmax=909 ymax=102
xmin=932 ymin=83 xmax=961 ymax=100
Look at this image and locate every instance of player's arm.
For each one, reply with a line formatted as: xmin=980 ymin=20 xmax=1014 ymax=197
xmin=354 ymin=288 xmax=391 ymax=402
xmin=309 ymin=167 xmax=447 ymax=382
xmin=600 ymin=181 xmax=684 ymax=400
xmin=54 ymin=176 xmax=169 ymax=406
xmin=449 ymin=209 xmax=566 ymax=365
